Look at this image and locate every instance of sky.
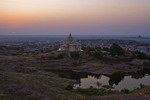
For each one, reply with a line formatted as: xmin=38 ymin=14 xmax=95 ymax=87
xmin=0 ymin=0 xmax=150 ymax=35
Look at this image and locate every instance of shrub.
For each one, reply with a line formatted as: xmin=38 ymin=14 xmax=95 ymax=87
xmin=71 ymin=52 xmax=80 ymax=59
xmin=102 ymin=85 xmax=113 ymax=89
xmin=140 ymin=83 xmax=145 ymax=88
xmin=48 ymin=56 xmax=56 ymax=60
xmin=72 ymin=62 xmax=82 ymax=67
xmin=65 ymin=85 xmax=73 ymax=90
xmin=148 ymin=55 xmax=150 ymax=60
xmin=103 ymin=47 xmax=110 ymax=52
xmin=56 ymin=54 xmax=64 ymax=59
xmin=93 ymin=49 xmax=103 ymax=59
xmin=134 ymin=51 xmax=147 ymax=59
xmin=121 ymin=88 xmax=130 ymax=94
xmin=77 ymin=88 xmax=102 ymax=96
xmin=85 ymin=47 xmax=95 ymax=51
xmin=19 ymin=64 xmax=24 ymax=66
xmin=77 ymin=88 xmax=115 ymax=96
xmin=11 ymin=53 xmax=17 ymax=56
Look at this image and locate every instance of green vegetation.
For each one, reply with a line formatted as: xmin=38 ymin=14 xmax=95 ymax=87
xmin=82 ymin=46 xmax=95 ymax=51
xmin=133 ymin=86 xmax=150 ymax=97
xmin=11 ymin=53 xmax=18 ymax=56
xmin=140 ymin=83 xmax=145 ymax=88
xmin=93 ymin=49 xmax=103 ymax=59
xmin=83 ymin=44 xmax=126 ymax=58
xmin=83 ymin=43 xmax=149 ymax=61
xmin=83 ymin=46 xmax=103 ymax=59
xmin=148 ymin=55 xmax=150 ymax=60
xmin=56 ymin=53 xmax=65 ymax=59
xmin=71 ymin=52 xmax=80 ymax=59
xmin=134 ymin=51 xmax=149 ymax=60
xmin=110 ymin=43 xmax=125 ymax=56
xmin=102 ymin=85 xmax=114 ymax=90
xmin=121 ymin=88 xmax=130 ymax=94
xmin=103 ymin=47 xmax=110 ymax=52
xmin=47 ymin=53 xmax=65 ymax=60
xmin=72 ymin=61 xmax=83 ymax=67
xmin=77 ymin=88 xmax=117 ymax=96
xmin=65 ymin=85 xmax=73 ymax=90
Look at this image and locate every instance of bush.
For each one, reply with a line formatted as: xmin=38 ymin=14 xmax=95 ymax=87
xmin=72 ymin=62 xmax=83 ymax=67
xmin=93 ymin=49 xmax=103 ymax=59
xmin=134 ymin=51 xmax=147 ymax=59
xmin=48 ymin=56 xmax=56 ymax=60
xmin=71 ymin=52 xmax=80 ymax=59
xmin=85 ymin=47 xmax=95 ymax=51
xmin=148 ymin=55 xmax=150 ymax=60
xmin=56 ymin=54 xmax=64 ymax=59
xmin=11 ymin=53 xmax=17 ymax=56
xmin=103 ymin=47 xmax=110 ymax=52
xmin=77 ymin=88 xmax=102 ymax=96
xmin=140 ymin=83 xmax=145 ymax=88
xmin=121 ymin=88 xmax=130 ymax=94
xmin=19 ymin=64 xmax=24 ymax=66
xmin=65 ymin=85 xmax=73 ymax=90
xmin=77 ymin=88 xmax=115 ymax=96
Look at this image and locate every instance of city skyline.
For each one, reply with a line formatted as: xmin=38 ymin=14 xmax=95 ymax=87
xmin=0 ymin=0 xmax=150 ymax=35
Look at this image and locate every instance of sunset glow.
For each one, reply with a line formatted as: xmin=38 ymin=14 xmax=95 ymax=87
xmin=0 ymin=0 xmax=150 ymax=35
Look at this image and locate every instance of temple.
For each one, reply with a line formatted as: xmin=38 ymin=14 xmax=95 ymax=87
xmin=59 ymin=33 xmax=82 ymax=52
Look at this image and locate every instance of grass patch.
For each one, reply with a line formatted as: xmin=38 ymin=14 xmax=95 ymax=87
xmin=76 ymin=88 xmax=117 ymax=96
xmin=0 ymin=89 xmax=10 ymax=100
xmin=72 ymin=61 xmax=84 ymax=67
xmin=89 ymin=60 xmax=110 ymax=68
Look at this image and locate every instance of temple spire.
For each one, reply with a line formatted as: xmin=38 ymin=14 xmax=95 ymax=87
xmin=59 ymin=33 xmax=82 ymax=51
xmin=69 ymin=32 xmax=72 ymax=38
xmin=67 ymin=32 xmax=73 ymax=41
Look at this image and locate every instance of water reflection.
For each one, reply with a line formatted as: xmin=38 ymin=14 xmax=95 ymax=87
xmin=109 ymin=73 xmax=125 ymax=86
xmin=74 ymin=71 xmax=150 ymax=91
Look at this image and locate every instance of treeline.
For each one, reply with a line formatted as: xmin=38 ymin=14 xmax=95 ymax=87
xmin=134 ymin=51 xmax=150 ymax=60
xmin=83 ymin=43 xmax=124 ymax=59
xmin=83 ymin=43 xmax=150 ymax=60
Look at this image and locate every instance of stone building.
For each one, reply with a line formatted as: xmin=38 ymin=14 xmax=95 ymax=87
xmin=59 ymin=33 xmax=82 ymax=51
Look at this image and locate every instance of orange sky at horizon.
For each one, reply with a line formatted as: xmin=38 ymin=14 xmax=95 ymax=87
xmin=0 ymin=0 xmax=150 ymax=35
xmin=1 ymin=0 xmax=150 ymax=25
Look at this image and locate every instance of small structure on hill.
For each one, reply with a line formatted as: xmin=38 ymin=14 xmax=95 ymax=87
xmin=59 ymin=33 xmax=82 ymax=52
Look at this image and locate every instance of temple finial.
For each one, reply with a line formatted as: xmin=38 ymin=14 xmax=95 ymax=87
xmin=69 ymin=32 xmax=72 ymax=37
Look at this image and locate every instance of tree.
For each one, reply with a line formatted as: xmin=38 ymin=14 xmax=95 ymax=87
xmin=148 ymin=55 xmax=150 ymax=60
xmin=110 ymin=43 xmax=125 ymax=56
xmin=93 ymin=49 xmax=103 ymax=59
xmin=134 ymin=51 xmax=147 ymax=59
xmin=103 ymin=47 xmax=110 ymax=52
xmin=86 ymin=46 xmax=95 ymax=51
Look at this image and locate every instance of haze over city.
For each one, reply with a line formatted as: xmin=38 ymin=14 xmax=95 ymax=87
xmin=0 ymin=0 xmax=150 ymax=35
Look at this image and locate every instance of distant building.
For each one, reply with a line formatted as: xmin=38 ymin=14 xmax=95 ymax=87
xmin=59 ymin=33 xmax=82 ymax=52
xmin=138 ymin=35 xmax=143 ymax=38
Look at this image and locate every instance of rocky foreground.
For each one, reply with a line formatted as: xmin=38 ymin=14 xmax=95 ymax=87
xmin=0 ymin=46 xmax=150 ymax=100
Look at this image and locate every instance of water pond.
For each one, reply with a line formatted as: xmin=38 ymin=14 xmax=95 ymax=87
xmin=50 ymin=70 xmax=150 ymax=91
xmin=74 ymin=73 xmax=150 ymax=91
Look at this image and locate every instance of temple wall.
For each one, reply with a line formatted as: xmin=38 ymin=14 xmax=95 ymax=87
xmin=59 ymin=34 xmax=82 ymax=51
